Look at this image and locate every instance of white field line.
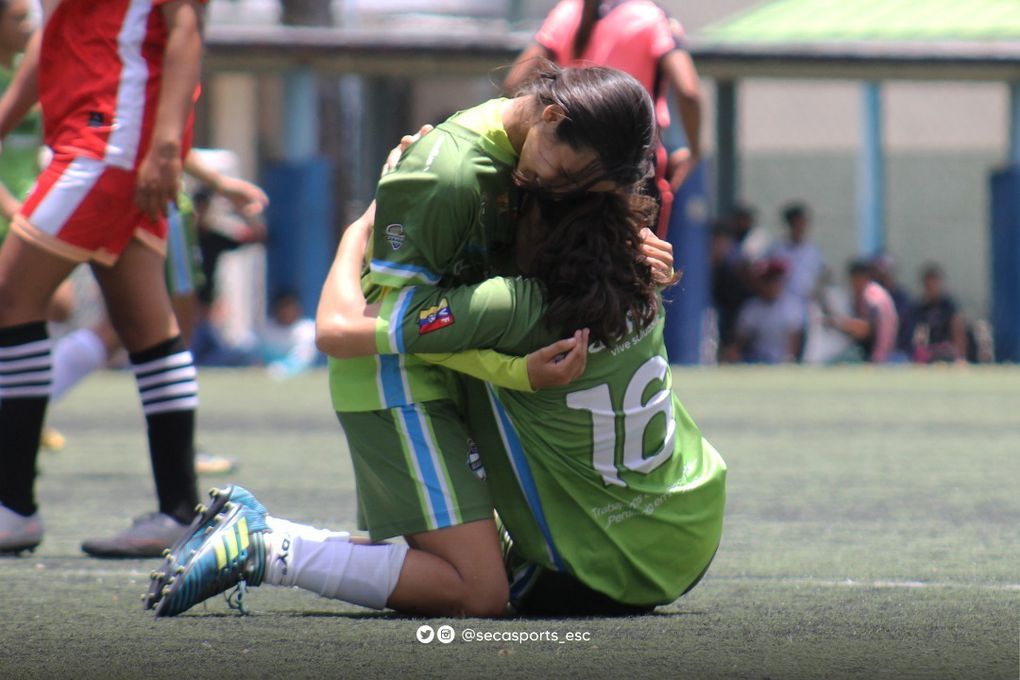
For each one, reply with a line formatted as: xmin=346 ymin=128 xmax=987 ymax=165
xmin=711 ymin=576 xmax=1020 ymax=591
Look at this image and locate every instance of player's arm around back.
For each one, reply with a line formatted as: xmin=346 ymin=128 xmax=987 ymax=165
xmin=134 ymin=0 xmax=205 ymax=220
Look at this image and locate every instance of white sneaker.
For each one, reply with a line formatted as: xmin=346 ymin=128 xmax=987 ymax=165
xmin=0 ymin=504 xmax=43 ymax=554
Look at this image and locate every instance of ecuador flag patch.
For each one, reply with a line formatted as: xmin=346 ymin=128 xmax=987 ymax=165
xmin=418 ymin=298 xmax=455 ymax=335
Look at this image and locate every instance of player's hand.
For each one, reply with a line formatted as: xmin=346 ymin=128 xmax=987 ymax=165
xmin=640 ymin=227 xmax=676 ymax=286
xmin=216 ymin=175 xmax=269 ymax=220
xmin=381 ymin=124 xmax=434 ymax=176
xmin=667 ymin=146 xmax=699 ymax=192
xmin=0 ymin=194 xmax=21 ymax=220
xmin=526 ymin=329 xmax=589 ymax=390
xmin=135 ymin=141 xmax=182 ymax=220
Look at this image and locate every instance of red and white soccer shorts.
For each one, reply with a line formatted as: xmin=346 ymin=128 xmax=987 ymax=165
xmin=12 ymin=153 xmax=167 ymax=266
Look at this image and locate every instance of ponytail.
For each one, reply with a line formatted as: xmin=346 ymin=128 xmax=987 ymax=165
xmin=572 ymin=0 xmax=601 ymax=60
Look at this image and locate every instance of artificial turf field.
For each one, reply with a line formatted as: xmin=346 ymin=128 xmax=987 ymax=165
xmin=1 ymin=367 xmax=1016 ymax=680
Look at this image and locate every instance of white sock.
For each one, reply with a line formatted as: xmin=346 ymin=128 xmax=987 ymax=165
xmin=51 ymin=329 xmax=107 ymax=402
xmin=263 ymin=515 xmax=408 ymax=610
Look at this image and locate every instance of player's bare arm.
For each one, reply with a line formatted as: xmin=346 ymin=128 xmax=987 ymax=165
xmin=0 ymin=30 xmax=38 ymax=142
xmin=135 ymin=0 xmax=204 ymax=220
xmin=661 ymin=48 xmax=702 ymax=191
xmin=315 ymin=203 xmax=382 ymax=359
xmin=502 ymin=43 xmax=552 ymax=95
xmin=183 ymin=149 xmax=269 ymax=219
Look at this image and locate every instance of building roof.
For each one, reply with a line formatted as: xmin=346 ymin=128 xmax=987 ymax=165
xmin=204 ymin=24 xmax=529 ymax=77
xmin=701 ymin=0 xmax=1020 ymax=42
xmin=691 ymin=0 xmax=1020 ymax=81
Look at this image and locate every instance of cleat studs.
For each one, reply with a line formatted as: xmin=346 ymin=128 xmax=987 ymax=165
xmin=162 ymin=548 xmax=171 ymax=557
xmin=195 ymin=504 xmax=207 ymax=514
xmin=150 ymin=571 xmax=164 ymax=580
xmin=161 ymin=585 xmax=171 ymax=596
xmin=175 ymin=566 xmax=185 ymax=575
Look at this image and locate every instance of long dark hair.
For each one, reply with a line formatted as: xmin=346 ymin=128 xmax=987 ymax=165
xmin=524 ymin=192 xmax=661 ymax=348
xmin=513 ymin=63 xmax=656 ymax=192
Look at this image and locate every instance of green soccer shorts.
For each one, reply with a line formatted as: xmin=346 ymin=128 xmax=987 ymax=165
xmin=337 ymin=398 xmax=494 ymax=541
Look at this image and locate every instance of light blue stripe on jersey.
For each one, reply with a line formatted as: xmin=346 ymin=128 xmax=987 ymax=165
xmin=371 ymin=259 xmax=441 ymax=285
xmin=486 ymin=385 xmax=566 ymax=572
xmin=389 ymin=287 xmax=416 ymax=354
xmin=377 ymin=355 xmax=408 ymax=407
xmin=398 ymin=404 xmax=455 ymax=529
xmin=166 ymin=202 xmax=193 ymax=296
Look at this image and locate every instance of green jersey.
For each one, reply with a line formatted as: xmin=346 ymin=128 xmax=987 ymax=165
xmin=0 ymin=63 xmax=42 ymax=239
xmin=374 ymin=278 xmax=727 ymax=606
xmin=329 ymin=98 xmax=522 ymax=412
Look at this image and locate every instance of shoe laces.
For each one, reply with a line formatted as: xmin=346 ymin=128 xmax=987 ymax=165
xmin=225 ymin=581 xmax=249 ymax=616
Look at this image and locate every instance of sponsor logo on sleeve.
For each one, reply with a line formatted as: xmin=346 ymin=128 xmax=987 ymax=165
xmin=385 ymin=224 xmax=405 ymax=251
xmin=418 ymin=298 xmax=455 ymax=335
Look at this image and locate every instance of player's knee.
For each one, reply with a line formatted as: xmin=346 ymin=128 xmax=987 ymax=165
xmin=458 ymin=578 xmax=509 ymax=618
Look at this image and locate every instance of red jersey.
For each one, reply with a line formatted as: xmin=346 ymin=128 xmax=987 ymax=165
xmin=39 ymin=0 xmax=202 ymax=170
xmin=535 ymin=0 xmax=678 ymax=129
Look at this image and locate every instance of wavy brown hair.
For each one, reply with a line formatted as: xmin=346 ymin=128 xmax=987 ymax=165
xmin=522 ymin=192 xmax=661 ymax=348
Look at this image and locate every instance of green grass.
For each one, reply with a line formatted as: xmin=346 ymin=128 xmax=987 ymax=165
xmin=1 ymin=367 xmax=1017 ymax=679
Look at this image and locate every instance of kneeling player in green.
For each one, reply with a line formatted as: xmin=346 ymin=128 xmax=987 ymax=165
xmin=144 ymin=66 xmax=663 ymax=617
xmin=323 ymin=192 xmax=726 ymax=613
xmin=143 ymin=189 xmax=724 ymax=617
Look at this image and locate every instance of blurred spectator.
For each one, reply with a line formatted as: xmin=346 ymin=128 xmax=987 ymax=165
xmin=727 ymin=203 xmax=756 ymax=261
xmin=911 ymin=263 xmax=967 ymax=363
xmin=871 ymin=253 xmax=914 ymax=360
xmin=188 ymin=178 xmax=267 ymax=367
xmin=725 ymin=258 xmax=802 ymax=364
xmin=258 ymin=290 xmax=320 ymax=379
xmin=711 ymin=218 xmax=750 ymax=356
xmin=770 ymin=201 xmax=825 ymax=328
xmin=829 ymin=259 xmax=899 ymax=363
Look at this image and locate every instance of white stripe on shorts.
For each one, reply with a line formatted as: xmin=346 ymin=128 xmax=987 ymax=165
xmin=28 ymin=157 xmax=105 ymax=236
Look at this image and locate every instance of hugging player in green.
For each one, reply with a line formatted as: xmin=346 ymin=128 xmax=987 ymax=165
xmin=145 ymin=65 xmax=665 ymax=618
xmin=145 ymin=189 xmax=724 ymax=618
xmin=326 ymin=192 xmax=726 ymax=614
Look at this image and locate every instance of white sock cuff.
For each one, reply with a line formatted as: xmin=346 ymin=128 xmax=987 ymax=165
xmin=338 ymin=542 xmax=409 ymax=610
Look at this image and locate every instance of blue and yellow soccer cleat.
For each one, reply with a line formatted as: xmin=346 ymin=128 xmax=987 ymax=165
xmin=143 ymin=485 xmax=268 ymax=616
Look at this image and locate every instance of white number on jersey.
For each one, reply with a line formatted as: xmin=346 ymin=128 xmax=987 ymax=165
xmin=565 ymin=356 xmax=676 ymax=487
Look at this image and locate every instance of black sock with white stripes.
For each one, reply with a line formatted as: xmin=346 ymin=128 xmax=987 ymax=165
xmin=0 ymin=322 xmax=52 ymax=517
xmin=130 ymin=336 xmax=199 ymax=524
